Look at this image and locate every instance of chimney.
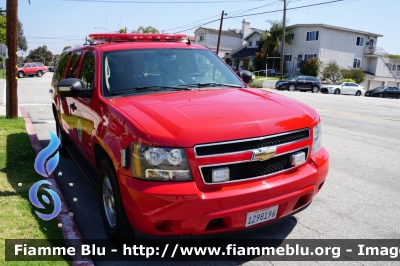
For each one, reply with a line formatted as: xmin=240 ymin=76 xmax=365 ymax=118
xmin=241 ymin=19 xmax=250 ymax=45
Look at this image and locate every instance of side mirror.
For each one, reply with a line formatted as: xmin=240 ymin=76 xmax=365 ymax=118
xmin=57 ymin=78 xmax=93 ymax=98
xmin=237 ymin=70 xmax=255 ymax=84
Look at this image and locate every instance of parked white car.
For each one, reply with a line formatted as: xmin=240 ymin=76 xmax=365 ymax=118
xmin=320 ymin=82 xmax=365 ymax=96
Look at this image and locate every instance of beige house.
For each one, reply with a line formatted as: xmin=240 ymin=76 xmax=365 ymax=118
xmin=283 ymin=24 xmax=400 ymax=90
xmin=194 ymin=19 xmax=253 ymax=59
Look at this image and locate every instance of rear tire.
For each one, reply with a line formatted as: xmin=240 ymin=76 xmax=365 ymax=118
xmin=98 ymin=159 xmax=136 ymax=241
xmin=289 ymin=84 xmax=296 ymax=92
xmin=312 ymin=86 xmax=319 ymax=93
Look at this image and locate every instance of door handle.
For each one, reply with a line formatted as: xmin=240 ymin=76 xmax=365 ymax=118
xmin=69 ymin=103 xmax=77 ymax=111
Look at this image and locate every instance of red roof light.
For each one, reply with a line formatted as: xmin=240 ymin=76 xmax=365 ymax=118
xmin=88 ymin=33 xmax=187 ymax=42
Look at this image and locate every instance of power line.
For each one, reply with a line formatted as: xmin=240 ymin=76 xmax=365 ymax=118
xmin=63 ymin=0 xmax=269 ymax=3
xmin=174 ymin=0 xmax=345 ymax=33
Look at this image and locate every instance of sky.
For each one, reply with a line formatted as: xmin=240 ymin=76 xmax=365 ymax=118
xmin=6 ymin=0 xmax=400 ymax=56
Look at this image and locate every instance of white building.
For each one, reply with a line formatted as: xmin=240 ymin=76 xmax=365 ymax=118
xmin=283 ymin=24 xmax=400 ymax=90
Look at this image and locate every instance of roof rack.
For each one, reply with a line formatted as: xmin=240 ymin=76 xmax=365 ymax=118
xmin=88 ymin=33 xmax=187 ymax=43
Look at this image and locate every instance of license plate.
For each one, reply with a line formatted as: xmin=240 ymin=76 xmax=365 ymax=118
xmin=211 ymin=167 xmax=230 ymax=183
xmin=245 ymin=205 xmax=278 ymax=227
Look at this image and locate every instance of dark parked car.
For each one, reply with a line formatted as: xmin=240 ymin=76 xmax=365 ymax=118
xmin=365 ymin=86 xmax=400 ymax=99
xmin=275 ymin=75 xmax=321 ymax=93
xmin=47 ymin=66 xmax=55 ymax=72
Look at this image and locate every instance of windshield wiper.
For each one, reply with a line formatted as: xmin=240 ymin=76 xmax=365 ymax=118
xmin=112 ymin=86 xmax=191 ymax=95
xmin=181 ymin=82 xmax=242 ymax=88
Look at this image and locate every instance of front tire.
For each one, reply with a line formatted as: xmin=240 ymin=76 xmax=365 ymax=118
xmin=98 ymin=159 xmax=135 ymax=241
xmin=18 ymin=71 xmax=24 ymax=78
xmin=37 ymin=70 xmax=43 ymax=77
xmin=288 ymin=84 xmax=296 ymax=92
xmin=56 ymin=119 xmax=69 ymax=157
xmin=355 ymin=90 xmax=361 ymax=96
xmin=334 ymin=89 xmax=340 ymax=95
xmin=379 ymin=93 xmax=384 ymax=98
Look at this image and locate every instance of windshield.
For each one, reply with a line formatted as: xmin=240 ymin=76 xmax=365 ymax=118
xmin=18 ymin=63 xmax=24 ymax=67
xmin=370 ymin=87 xmax=383 ymax=91
xmin=102 ymin=48 xmax=244 ymax=96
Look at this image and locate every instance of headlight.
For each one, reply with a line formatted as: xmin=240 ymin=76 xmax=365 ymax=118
xmin=131 ymin=144 xmax=192 ymax=181
xmin=311 ymin=123 xmax=322 ymax=155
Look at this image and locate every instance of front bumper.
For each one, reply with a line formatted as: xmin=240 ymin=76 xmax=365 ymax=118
xmin=119 ymin=147 xmax=329 ymax=237
xmin=320 ymin=87 xmax=333 ymax=94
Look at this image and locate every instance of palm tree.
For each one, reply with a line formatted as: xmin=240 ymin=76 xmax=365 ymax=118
xmin=259 ymin=20 xmax=292 ymax=70
xmin=135 ymin=26 xmax=159 ymax=34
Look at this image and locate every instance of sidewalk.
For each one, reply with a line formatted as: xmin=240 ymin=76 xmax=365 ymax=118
xmin=0 ymin=79 xmax=22 ymax=116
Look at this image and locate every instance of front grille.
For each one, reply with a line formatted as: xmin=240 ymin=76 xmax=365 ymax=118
xmin=195 ymin=129 xmax=309 ymax=157
xmin=200 ymin=148 xmax=308 ymax=184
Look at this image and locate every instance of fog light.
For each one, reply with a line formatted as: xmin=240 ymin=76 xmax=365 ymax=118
xmin=291 ymin=152 xmax=306 ymax=166
xmin=155 ymin=220 xmax=166 ymax=228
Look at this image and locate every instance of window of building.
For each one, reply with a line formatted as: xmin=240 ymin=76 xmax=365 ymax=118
xmin=397 ymin=65 xmax=400 ymax=71
xmin=304 ymin=54 xmax=317 ymax=60
xmin=256 ymin=41 xmax=259 ymax=46
xmin=393 ymin=64 xmax=397 ymax=71
xmin=284 ymin=54 xmax=292 ymax=62
xmin=356 ymin=37 xmax=364 ymax=46
xmin=353 ymin=58 xmax=362 ymax=68
xmin=306 ymin=31 xmax=319 ymax=41
xmin=199 ymin=34 xmax=205 ymax=41
xmin=248 ymin=41 xmax=253 ymax=47
xmin=289 ymin=33 xmax=294 ymax=40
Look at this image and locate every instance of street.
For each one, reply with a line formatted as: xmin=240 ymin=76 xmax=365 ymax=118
xmin=14 ymin=74 xmax=400 ymax=265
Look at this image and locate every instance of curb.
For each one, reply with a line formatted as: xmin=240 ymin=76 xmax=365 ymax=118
xmin=19 ymin=106 xmax=94 ymax=266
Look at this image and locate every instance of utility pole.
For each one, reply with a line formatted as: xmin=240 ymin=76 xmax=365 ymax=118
xmin=6 ymin=0 xmax=18 ymax=118
xmin=216 ymin=10 xmax=225 ymax=56
xmin=279 ymin=0 xmax=287 ymax=80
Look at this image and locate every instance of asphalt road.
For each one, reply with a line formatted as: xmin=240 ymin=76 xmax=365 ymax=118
xmin=17 ymin=75 xmax=400 ymax=265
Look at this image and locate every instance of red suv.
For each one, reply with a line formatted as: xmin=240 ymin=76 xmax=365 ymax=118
xmin=52 ymin=33 xmax=329 ymax=240
xmin=18 ymin=62 xmax=47 ymax=78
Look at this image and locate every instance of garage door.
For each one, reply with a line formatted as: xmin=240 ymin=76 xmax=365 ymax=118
xmin=369 ymin=80 xmax=383 ymax=90
xmin=387 ymin=81 xmax=399 ymax=87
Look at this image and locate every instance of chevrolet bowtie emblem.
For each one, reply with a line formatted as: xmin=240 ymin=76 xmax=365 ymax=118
xmin=251 ymin=147 xmax=277 ymax=161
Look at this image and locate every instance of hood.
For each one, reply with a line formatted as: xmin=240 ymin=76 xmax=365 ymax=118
xmin=108 ymin=88 xmax=319 ymax=147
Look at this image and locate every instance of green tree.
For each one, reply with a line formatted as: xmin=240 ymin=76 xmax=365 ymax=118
xmin=0 ymin=7 xmax=6 ymax=17
xmin=118 ymin=28 xmax=126 ymax=33
xmin=18 ymin=21 xmax=27 ymax=52
xmin=0 ymin=16 xmax=5 ymax=45
xmin=135 ymin=26 xmax=159 ymax=34
xmin=63 ymin=45 xmax=72 ymax=51
xmin=255 ymin=20 xmax=292 ymax=71
xmin=25 ymin=45 xmax=53 ymax=65
xmin=321 ymin=61 xmax=341 ymax=83
xmin=340 ymin=68 xmax=365 ymax=84
xmin=299 ymin=57 xmax=322 ymax=77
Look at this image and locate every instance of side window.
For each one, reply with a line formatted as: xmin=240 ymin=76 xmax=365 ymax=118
xmin=31 ymin=63 xmax=38 ymax=67
xmin=79 ymin=52 xmax=95 ymax=89
xmin=55 ymin=52 xmax=72 ymax=81
xmin=67 ymin=51 xmax=83 ymax=78
xmin=25 ymin=63 xmax=31 ymax=68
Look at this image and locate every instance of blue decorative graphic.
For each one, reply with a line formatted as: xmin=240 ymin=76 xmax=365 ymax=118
xmin=29 ymin=130 xmax=62 ymax=220
xmin=29 ymin=180 xmax=61 ymax=220
xmin=34 ymin=131 xmax=60 ymax=177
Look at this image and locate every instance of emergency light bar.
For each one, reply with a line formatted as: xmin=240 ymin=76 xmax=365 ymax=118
xmin=88 ymin=33 xmax=187 ymax=42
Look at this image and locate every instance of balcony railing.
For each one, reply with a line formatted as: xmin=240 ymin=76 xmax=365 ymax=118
xmin=364 ymin=46 xmax=385 ymax=55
